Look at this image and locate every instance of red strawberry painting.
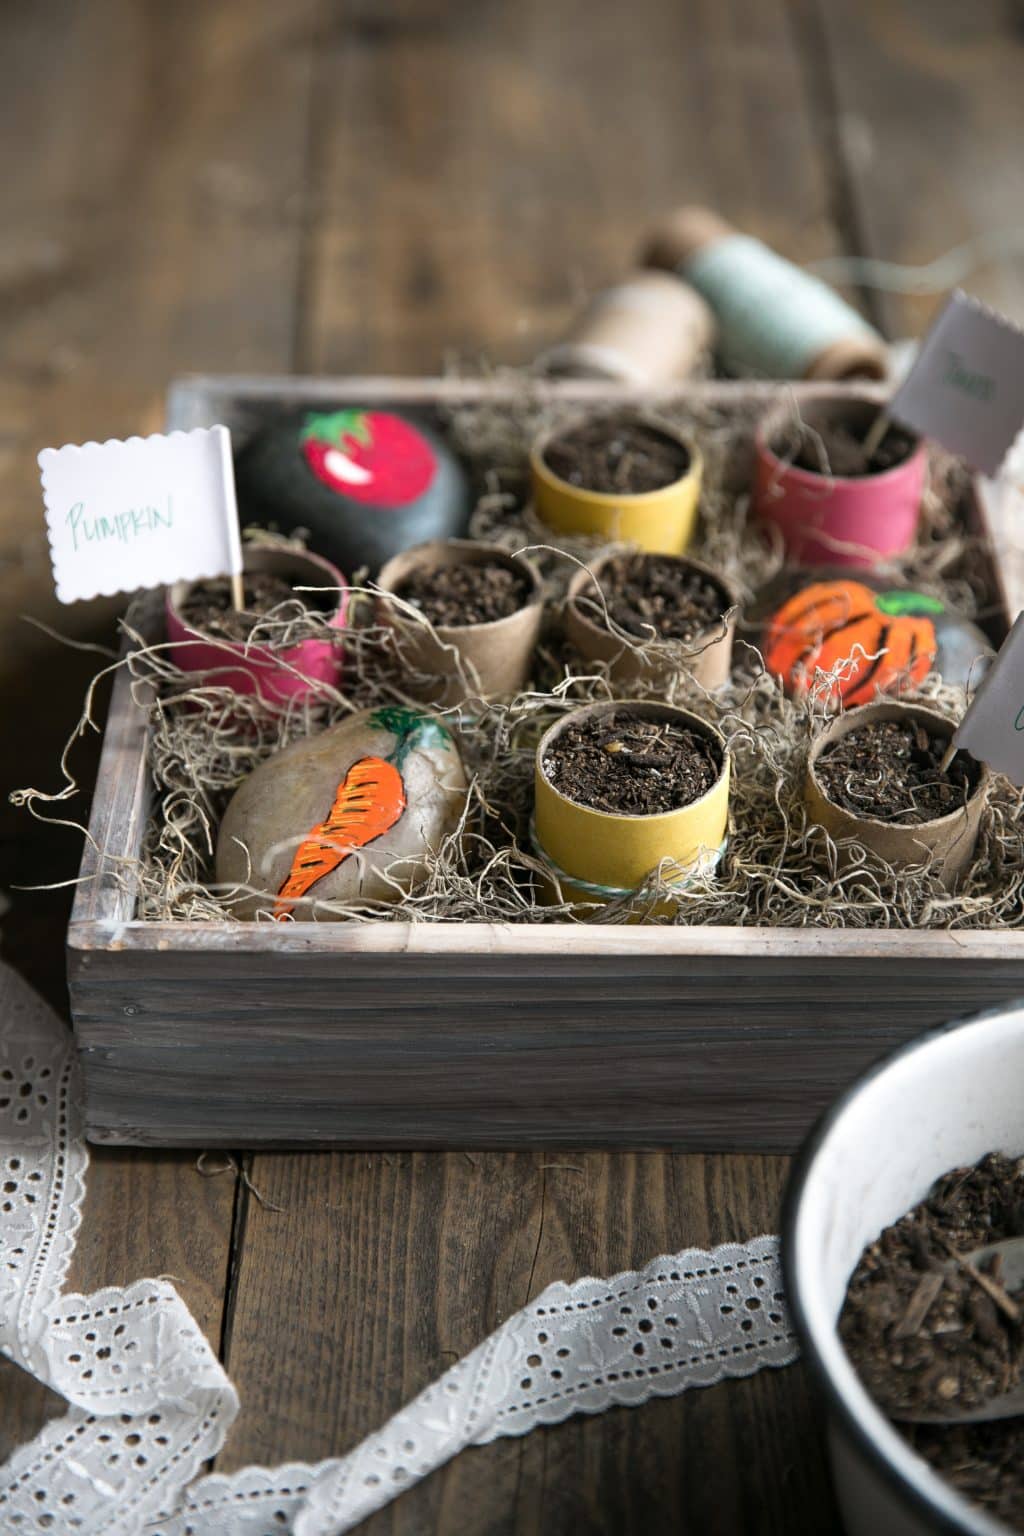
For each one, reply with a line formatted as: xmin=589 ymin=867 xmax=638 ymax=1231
xmin=300 ymin=410 xmax=436 ymax=507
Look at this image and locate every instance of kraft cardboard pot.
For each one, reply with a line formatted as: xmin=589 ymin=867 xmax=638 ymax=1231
xmin=565 ymin=552 xmax=738 ymax=688
xmin=166 ymin=546 xmax=347 ymax=704
xmin=377 ymin=539 xmax=544 ymax=709
xmin=804 ymin=702 xmax=988 ymax=888
xmin=534 ymin=700 xmax=730 ymax=905
xmin=754 ymin=396 xmax=926 ymax=568
xmin=784 ymin=1002 xmax=1024 ymax=1536
xmin=530 ymin=416 xmax=702 ymax=555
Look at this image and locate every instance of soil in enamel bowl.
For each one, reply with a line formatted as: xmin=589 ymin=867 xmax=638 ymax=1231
xmin=395 ymin=560 xmax=530 ymax=627
xmin=543 ymin=709 xmax=721 ymax=817
xmin=577 ymin=554 xmax=729 ymax=643
xmin=543 ymin=415 xmax=691 ymax=495
xmin=178 ymin=572 xmax=332 ymax=643
xmin=772 ymin=417 xmax=917 ymax=477
xmin=840 ymin=1153 xmax=1024 ymax=1530
xmin=815 ymin=719 xmax=978 ymax=825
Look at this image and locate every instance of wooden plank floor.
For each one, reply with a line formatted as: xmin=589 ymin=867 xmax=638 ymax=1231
xmin=2 ymin=0 xmax=1023 ymax=1528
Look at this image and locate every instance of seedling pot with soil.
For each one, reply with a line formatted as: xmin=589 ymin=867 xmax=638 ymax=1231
xmin=565 ymin=550 xmax=739 ymax=688
xmin=754 ymin=395 xmax=927 ymax=568
xmin=166 ymin=545 xmax=347 ymax=704
xmin=376 ymin=538 xmax=544 ymax=709
xmin=783 ymin=1000 xmax=1024 ymax=1536
xmin=533 ymin=700 xmax=730 ymax=909
xmin=530 ymin=412 xmax=702 ymax=554
xmin=804 ymin=702 xmax=988 ymax=889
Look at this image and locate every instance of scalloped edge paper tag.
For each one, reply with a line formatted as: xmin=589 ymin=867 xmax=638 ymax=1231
xmin=39 ymin=425 xmax=242 ymax=604
xmin=888 ymin=290 xmax=1024 ymax=477
xmin=950 ymin=611 xmax=1024 ymax=785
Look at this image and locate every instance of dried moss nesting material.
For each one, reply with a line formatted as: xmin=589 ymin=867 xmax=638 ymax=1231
xmin=840 ymin=1152 xmax=1024 ymax=1528
xmin=394 ymin=558 xmax=530 ymax=627
xmin=542 ymin=708 xmax=721 ymax=817
xmin=815 ymin=718 xmax=978 ymax=824
xmin=543 ymin=414 xmax=691 ymax=494
xmin=215 ymin=706 xmax=468 ymax=921
xmin=578 ymin=553 xmax=729 ymax=642
xmin=177 ymin=571 xmax=328 ymax=645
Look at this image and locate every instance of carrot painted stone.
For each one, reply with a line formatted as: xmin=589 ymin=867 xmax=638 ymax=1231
xmin=216 ymin=706 xmax=467 ymax=921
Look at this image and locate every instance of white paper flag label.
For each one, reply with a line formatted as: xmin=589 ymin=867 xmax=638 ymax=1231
xmin=948 ymin=613 xmax=1024 ymax=786
xmin=887 ymin=290 xmax=1024 ymax=477
xmin=39 ymin=426 xmax=242 ymax=604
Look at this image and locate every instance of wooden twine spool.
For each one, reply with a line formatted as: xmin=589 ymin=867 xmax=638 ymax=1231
xmin=641 ymin=208 xmax=888 ymax=382
xmin=539 ymin=269 xmax=715 ymax=386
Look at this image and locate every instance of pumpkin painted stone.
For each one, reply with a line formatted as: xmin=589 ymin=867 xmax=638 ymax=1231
xmin=763 ymin=578 xmax=992 ymax=707
xmin=234 ymin=409 xmax=471 ymax=575
xmin=216 ymin=707 xmax=468 ymax=920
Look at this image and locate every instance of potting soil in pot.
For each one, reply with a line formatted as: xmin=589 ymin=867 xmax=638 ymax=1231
xmin=840 ymin=1152 xmax=1024 ymax=1530
xmin=394 ymin=559 xmax=530 ymax=626
xmin=542 ymin=710 xmax=721 ymax=817
xmin=815 ymin=719 xmax=978 ymax=824
xmin=578 ymin=554 xmax=729 ymax=642
xmin=177 ymin=572 xmax=332 ymax=644
xmin=772 ymin=417 xmax=917 ymax=477
xmin=543 ymin=414 xmax=690 ymax=494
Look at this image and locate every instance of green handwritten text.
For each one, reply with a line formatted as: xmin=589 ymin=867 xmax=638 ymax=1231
xmin=67 ymin=496 xmax=174 ymax=554
xmin=944 ymin=351 xmax=995 ymax=403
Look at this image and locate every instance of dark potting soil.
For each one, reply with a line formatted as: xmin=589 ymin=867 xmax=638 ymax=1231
xmin=395 ymin=559 xmax=530 ymax=627
xmin=178 ymin=572 xmax=329 ymax=643
xmin=840 ymin=1152 xmax=1024 ymax=1529
xmin=543 ymin=415 xmax=690 ymax=495
xmin=577 ymin=554 xmax=729 ymax=643
xmin=542 ymin=709 xmax=721 ymax=817
xmin=815 ymin=719 xmax=978 ymax=825
xmin=772 ymin=418 xmax=917 ymax=477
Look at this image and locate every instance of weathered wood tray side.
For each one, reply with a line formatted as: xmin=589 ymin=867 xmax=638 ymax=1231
xmin=66 ymin=377 xmax=1024 ymax=1152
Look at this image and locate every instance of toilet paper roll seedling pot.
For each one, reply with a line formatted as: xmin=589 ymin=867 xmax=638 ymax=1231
xmin=531 ymin=415 xmax=702 ymax=554
xmin=804 ymin=702 xmax=988 ymax=889
xmin=377 ymin=539 xmax=544 ymax=709
xmin=534 ymin=700 xmax=730 ymax=905
xmin=166 ymin=546 xmax=347 ymax=704
xmin=565 ymin=551 xmax=738 ymax=689
xmin=783 ymin=1002 xmax=1024 ymax=1536
xmin=754 ymin=396 xmax=926 ymax=568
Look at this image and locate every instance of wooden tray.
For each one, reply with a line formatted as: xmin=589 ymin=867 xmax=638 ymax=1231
xmin=67 ymin=376 xmax=1024 ymax=1151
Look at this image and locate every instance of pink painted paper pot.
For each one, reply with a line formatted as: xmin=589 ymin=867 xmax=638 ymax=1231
xmin=166 ymin=546 xmax=347 ymax=704
xmin=753 ymin=396 xmax=927 ymax=569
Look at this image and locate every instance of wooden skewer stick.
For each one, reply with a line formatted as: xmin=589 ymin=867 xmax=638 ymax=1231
xmin=862 ymin=409 xmax=891 ymax=462
xmin=939 ymin=741 xmax=958 ymax=773
xmin=231 ymin=569 xmax=245 ymax=612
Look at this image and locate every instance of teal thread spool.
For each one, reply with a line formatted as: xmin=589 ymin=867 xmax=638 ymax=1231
xmin=642 ymin=208 xmax=888 ymax=382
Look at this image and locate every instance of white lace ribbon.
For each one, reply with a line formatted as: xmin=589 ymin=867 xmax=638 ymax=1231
xmin=0 ymin=960 xmax=798 ymax=1534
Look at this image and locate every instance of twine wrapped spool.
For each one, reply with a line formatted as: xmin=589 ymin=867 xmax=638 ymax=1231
xmin=641 ymin=207 xmax=888 ymax=382
xmin=565 ymin=552 xmax=739 ymax=689
xmin=539 ymin=269 xmax=715 ymax=386
xmin=804 ymin=702 xmax=989 ymax=889
xmin=534 ymin=700 xmax=730 ymax=908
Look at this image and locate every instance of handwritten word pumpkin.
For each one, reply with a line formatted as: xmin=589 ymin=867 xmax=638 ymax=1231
xmin=764 ymin=580 xmax=941 ymax=707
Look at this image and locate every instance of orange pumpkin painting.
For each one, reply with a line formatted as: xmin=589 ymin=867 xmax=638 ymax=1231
xmin=763 ymin=580 xmax=941 ymax=708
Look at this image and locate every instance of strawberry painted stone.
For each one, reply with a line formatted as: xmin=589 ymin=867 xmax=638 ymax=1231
xmin=235 ymin=409 xmax=471 ymax=574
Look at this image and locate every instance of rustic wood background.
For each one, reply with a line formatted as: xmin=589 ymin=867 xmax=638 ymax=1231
xmin=3 ymin=1 xmax=1023 ymax=1529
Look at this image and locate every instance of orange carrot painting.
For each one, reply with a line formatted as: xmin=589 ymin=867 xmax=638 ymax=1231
xmin=273 ymin=707 xmax=451 ymax=919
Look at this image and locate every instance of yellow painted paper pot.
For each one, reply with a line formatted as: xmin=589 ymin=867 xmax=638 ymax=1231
xmin=533 ymin=700 xmax=730 ymax=911
xmin=530 ymin=416 xmax=702 ymax=554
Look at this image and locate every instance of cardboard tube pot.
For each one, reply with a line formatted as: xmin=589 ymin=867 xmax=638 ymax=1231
xmin=166 ymin=546 xmax=347 ymax=704
xmin=377 ymin=539 xmax=544 ymax=709
xmin=783 ymin=1002 xmax=1024 ymax=1536
xmin=534 ymin=701 xmax=730 ymax=905
xmin=804 ymin=702 xmax=988 ymax=889
xmin=565 ymin=552 xmax=738 ymax=689
xmin=531 ymin=417 xmax=702 ymax=555
xmin=754 ymin=396 xmax=926 ymax=568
